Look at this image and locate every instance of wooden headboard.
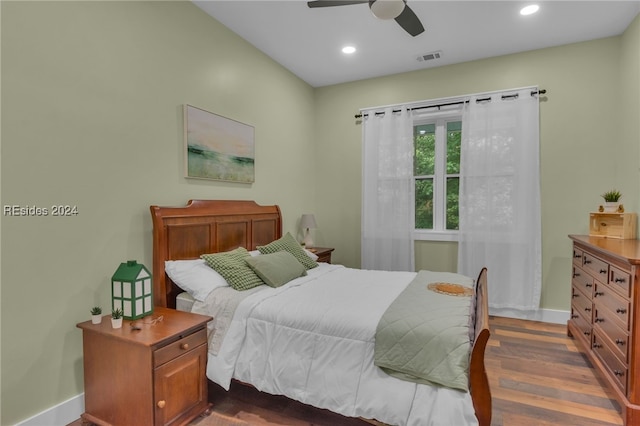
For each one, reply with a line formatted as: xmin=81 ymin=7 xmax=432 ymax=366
xmin=150 ymin=200 xmax=282 ymax=308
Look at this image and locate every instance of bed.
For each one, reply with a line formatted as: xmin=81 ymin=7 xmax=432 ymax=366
xmin=150 ymin=200 xmax=491 ymax=426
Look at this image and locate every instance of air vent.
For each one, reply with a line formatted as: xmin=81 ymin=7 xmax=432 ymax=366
xmin=417 ymin=51 xmax=442 ymax=62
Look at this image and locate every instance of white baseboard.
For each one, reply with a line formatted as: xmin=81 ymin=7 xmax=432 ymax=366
xmin=15 ymin=393 xmax=83 ymax=426
xmin=490 ymin=307 xmax=570 ymax=325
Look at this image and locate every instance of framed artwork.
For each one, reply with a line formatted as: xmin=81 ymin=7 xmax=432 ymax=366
xmin=184 ymin=104 xmax=255 ymax=183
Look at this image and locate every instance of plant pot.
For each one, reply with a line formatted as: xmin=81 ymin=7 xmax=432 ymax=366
xmin=111 ymin=318 xmax=123 ymax=329
xmin=91 ymin=314 xmax=102 ymax=325
xmin=604 ymin=202 xmax=620 ymax=213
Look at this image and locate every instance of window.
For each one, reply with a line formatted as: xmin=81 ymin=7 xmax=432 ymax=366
xmin=413 ymin=115 xmax=461 ymax=241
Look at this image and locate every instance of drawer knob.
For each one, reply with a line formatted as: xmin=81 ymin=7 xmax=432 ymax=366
xmin=574 ymin=253 xmax=581 ymax=259
xmin=180 ymin=343 xmax=189 ymax=350
xmin=616 ymin=339 xmax=626 ymax=346
xmin=594 ymin=318 xmax=604 ymax=323
xmin=614 ymin=277 xmax=626 ymax=283
xmin=583 ymin=331 xmax=591 ymax=336
xmin=157 ymin=400 xmax=166 ymax=409
xmin=585 ymin=307 xmax=591 ymax=312
xmin=584 ymin=259 xmax=592 ymax=265
xmin=616 ymin=308 xmax=627 ymax=314
xmin=593 ymin=343 xmax=602 ymax=349
xmin=585 ymin=283 xmax=592 ymax=288
xmin=572 ymin=293 xmax=580 ymax=298
xmin=599 ymin=269 xmax=607 ymax=274
xmin=594 ymin=291 xmax=604 ymax=297
xmin=571 ymin=314 xmax=579 ymax=319
xmin=614 ymin=370 xmax=625 ymax=377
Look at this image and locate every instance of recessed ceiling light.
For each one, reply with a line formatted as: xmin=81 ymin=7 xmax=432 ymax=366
xmin=520 ymin=4 xmax=539 ymax=16
xmin=342 ymin=46 xmax=356 ymax=54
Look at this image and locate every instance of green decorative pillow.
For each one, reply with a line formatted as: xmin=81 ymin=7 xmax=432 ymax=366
xmin=201 ymin=247 xmax=264 ymax=291
xmin=257 ymin=232 xmax=318 ymax=270
xmin=245 ymin=251 xmax=307 ymax=288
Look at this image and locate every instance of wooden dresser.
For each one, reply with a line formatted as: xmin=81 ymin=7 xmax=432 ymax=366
xmin=77 ymin=307 xmax=213 ymax=426
xmin=568 ymin=235 xmax=640 ymax=425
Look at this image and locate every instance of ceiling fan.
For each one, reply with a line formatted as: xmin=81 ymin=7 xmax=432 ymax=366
xmin=307 ymin=0 xmax=425 ymax=37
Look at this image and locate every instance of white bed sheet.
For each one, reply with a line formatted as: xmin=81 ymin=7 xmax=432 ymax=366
xmin=192 ymin=263 xmax=478 ymax=426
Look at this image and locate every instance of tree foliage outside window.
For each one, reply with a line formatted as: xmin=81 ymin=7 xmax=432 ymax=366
xmin=414 ymin=120 xmax=461 ymax=231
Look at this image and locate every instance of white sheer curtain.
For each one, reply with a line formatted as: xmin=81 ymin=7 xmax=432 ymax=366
xmin=457 ymin=88 xmax=541 ymax=311
xmin=361 ymin=107 xmax=414 ymax=271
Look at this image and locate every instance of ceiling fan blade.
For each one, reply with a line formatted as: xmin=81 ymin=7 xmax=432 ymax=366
xmin=307 ymin=0 xmax=368 ymax=8
xmin=394 ymin=4 xmax=424 ymax=36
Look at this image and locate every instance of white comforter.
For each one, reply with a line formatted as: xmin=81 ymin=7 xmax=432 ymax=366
xmin=192 ymin=263 xmax=478 ymax=426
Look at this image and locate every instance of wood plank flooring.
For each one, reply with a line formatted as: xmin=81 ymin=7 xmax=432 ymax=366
xmin=70 ymin=316 xmax=624 ymax=426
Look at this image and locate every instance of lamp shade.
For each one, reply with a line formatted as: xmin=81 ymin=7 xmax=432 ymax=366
xmin=300 ymin=214 xmax=318 ymax=230
xmin=111 ymin=260 xmax=153 ymax=320
xmin=369 ymin=0 xmax=405 ymax=20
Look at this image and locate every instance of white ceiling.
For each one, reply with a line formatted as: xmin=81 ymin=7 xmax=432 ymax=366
xmin=194 ymin=0 xmax=640 ymax=88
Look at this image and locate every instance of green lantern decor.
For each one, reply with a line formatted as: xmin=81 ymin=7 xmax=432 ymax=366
xmin=111 ymin=260 xmax=153 ymax=320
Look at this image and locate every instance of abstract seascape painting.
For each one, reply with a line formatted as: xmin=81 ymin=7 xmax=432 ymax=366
xmin=184 ymin=104 xmax=255 ymax=183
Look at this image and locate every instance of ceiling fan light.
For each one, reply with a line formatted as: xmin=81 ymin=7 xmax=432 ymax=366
xmin=369 ymin=0 xmax=405 ymax=20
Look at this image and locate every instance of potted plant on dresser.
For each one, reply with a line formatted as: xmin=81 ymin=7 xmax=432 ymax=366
xmin=601 ymin=189 xmax=622 ymax=212
xmin=90 ymin=306 xmax=102 ymax=324
xmin=111 ymin=308 xmax=123 ymax=329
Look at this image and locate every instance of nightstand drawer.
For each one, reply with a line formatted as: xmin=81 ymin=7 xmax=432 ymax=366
xmin=154 ymin=328 xmax=207 ymax=368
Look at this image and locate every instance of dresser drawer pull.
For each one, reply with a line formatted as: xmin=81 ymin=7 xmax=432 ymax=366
xmin=157 ymin=400 xmax=166 ymax=409
xmin=616 ymin=339 xmax=626 ymax=346
xmin=615 ymin=277 xmax=626 ymax=283
xmin=572 ymin=293 xmax=580 ymax=298
xmin=584 ymin=259 xmax=592 ymax=265
xmin=584 ymin=331 xmax=591 ymax=336
xmin=585 ymin=283 xmax=592 ymax=288
xmin=594 ymin=291 xmax=604 ymax=297
xmin=574 ymin=253 xmax=581 ymax=259
xmin=585 ymin=307 xmax=591 ymax=312
xmin=614 ymin=370 xmax=625 ymax=377
xmin=594 ymin=318 xmax=604 ymax=323
xmin=593 ymin=343 xmax=603 ymax=348
xmin=573 ymin=272 xmax=580 ymax=277
xmin=616 ymin=308 xmax=627 ymax=314
xmin=180 ymin=343 xmax=189 ymax=350
xmin=571 ymin=314 xmax=579 ymax=319
xmin=599 ymin=269 xmax=607 ymax=275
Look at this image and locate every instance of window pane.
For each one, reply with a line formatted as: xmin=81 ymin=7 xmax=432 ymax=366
xmin=446 ymin=121 xmax=461 ymax=174
xmin=415 ymin=178 xmax=433 ymax=229
xmin=446 ymin=177 xmax=459 ymax=230
xmin=414 ymin=124 xmax=435 ymax=175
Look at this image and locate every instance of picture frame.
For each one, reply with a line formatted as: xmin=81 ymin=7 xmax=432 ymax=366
xmin=183 ymin=104 xmax=255 ymax=183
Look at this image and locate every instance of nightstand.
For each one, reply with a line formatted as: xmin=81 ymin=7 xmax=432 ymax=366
xmin=76 ymin=307 xmax=213 ymax=426
xmin=309 ymin=247 xmax=335 ymax=263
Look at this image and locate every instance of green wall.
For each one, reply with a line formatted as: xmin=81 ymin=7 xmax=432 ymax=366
xmin=1 ymin=2 xmax=316 ymax=424
xmin=315 ymin=16 xmax=640 ymax=315
xmin=2 ymin=1 xmax=639 ymax=424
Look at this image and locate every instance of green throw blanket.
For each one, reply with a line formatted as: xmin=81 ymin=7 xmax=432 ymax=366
xmin=374 ymin=270 xmax=474 ymax=392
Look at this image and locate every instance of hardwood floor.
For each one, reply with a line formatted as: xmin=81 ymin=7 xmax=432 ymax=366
xmin=69 ymin=316 xmax=624 ymax=426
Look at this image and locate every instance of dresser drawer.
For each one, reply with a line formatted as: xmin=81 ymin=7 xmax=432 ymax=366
xmin=609 ymin=264 xmax=631 ymax=298
xmin=593 ymin=330 xmax=628 ymax=395
xmin=572 ymin=247 xmax=583 ymax=267
xmin=154 ymin=328 xmax=207 ymax=368
xmin=593 ymin=283 xmax=630 ymax=330
xmin=570 ymin=309 xmax=593 ymax=344
xmin=572 ymin=265 xmax=593 ymax=299
xmin=594 ymin=306 xmax=629 ymax=361
xmin=582 ymin=253 xmax=609 ymax=282
xmin=571 ymin=285 xmax=593 ymax=323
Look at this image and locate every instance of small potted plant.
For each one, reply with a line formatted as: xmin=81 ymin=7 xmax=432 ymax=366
xmin=90 ymin=306 xmax=103 ymax=324
xmin=111 ymin=308 xmax=124 ymax=329
xmin=601 ymin=189 xmax=622 ymax=212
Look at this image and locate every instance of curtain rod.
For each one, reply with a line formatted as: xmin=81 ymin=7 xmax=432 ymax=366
xmin=355 ymin=89 xmax=546 ymax=119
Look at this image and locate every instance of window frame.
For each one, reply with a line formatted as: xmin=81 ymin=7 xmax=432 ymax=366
xmin=412 ymin=110 xmax=462 ymax=242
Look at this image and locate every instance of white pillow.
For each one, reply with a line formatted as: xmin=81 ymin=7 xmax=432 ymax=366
xmin=165 ymin=259 xmax=228 ymax=301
